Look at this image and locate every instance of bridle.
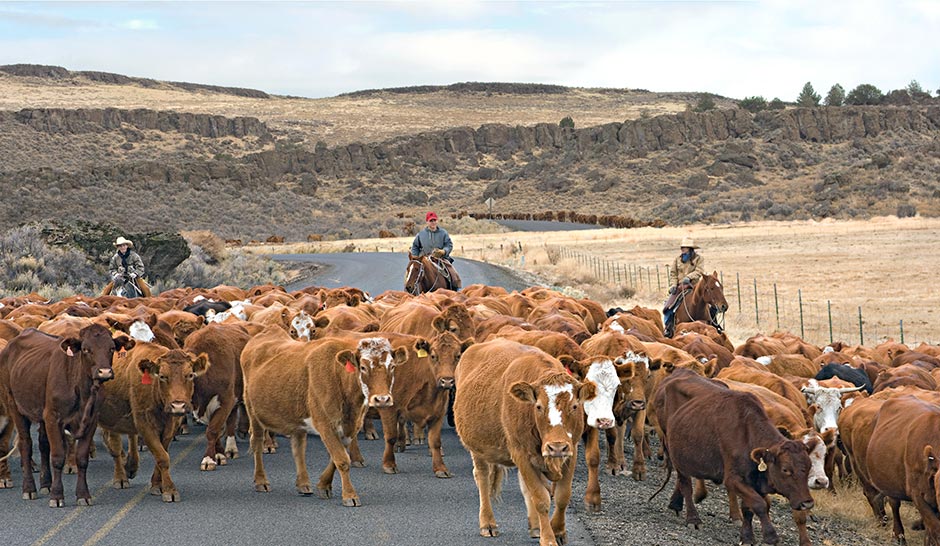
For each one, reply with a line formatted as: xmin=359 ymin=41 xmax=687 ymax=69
xmin=405 ymin=257 xmax=445 ymax=296
xmin=680 ymin=277 xmax=726 ymax=334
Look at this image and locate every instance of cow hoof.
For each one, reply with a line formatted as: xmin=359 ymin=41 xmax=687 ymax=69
xmin=23 ymin=491 xmax=37 ymax=500
xmin=150 ymin=486 xmax=162 ymax=496
xmin=200 ymin=457 xmax=217 ymax=471
xmin=38 ymin=486 xmax=50 ymax=494
xmin=632 ymin=469 xmax=646 ymax=481
xmin=64 ymin=464 xmax=77 ymax=475
xmin=556 ymin=531 xmax=568 ymax=545
xmin=605 ymin=463 xmax=627 ymax=476
xmin=434 ymin=470 xmax=453 ymax=479
xmin=350 ymin=460 xmax=365 ymax=468
xmin=297 ymin=485 xmax=314 ymax=496
xmin=584 ymin=501 xmax=601 ymax=513
xmin=225 ymin=449 xmax=239 ymax=460
xmin=77 ymin=497 xmax=92 ymax=506
xmin=364 ymin=431 xmax=379 ymax=441
xmin=214 ymin=454 xmax=228 ymax=467
xmin=263 ymin=447 xmax=277 ymax=454
xmin=382 ymin=465 xmax=398 ymax=475
xmin=0 ymin=478 xmax=12 ymax=488
xmin=317 ymin=488 xmax=332 ymax=499
xmin=395 ymin=443 xmax=406 ymax=454
xmin=162 ymin=491 xmax=180 ymax=503
xmin=413 ymin=438 xmax=426 ymax=445
xmin=528 ymin=527 xmax=540 ymax=538
xmin=126 ymin=468 xmax=138 ymax=480
xmin=341 ymin=497 xmax=361 ymax=507
xmin=896 ymin=535 xmax=906 ymax=545
xmin=49 ymin=499 xmax=65 ymax=508
xmin=254 ymin=483 xmax=271 ymax=493
xmin=479 ymin=525 xmax=499 ymax=538
xmin=113 ymin=479 xmax=130 ymax=489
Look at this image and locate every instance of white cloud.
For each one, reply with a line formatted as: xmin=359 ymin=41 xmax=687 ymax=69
xmin=119 ymin=19 xmax=159 ymax=31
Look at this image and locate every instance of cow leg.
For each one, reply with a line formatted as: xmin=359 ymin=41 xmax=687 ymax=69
xmin=630 ymin=410 xmax=648 ymax=480
xmin=411 ymin=420 xmax=426 ymax=445
xmin=361 ymin=416 xmax=379 ymax=441
xmin=224 ymin=407 xmax=239 ymax=459
xmin=379 ymin=408 xmax=400 ymax=474
xmin=426 ymin=414 xmax=451 ymax=478
xmin=604 ymin=424 xmax=628 ymax=475
xmin=64 ymin=435 xmax=78 ymax=475
xmin=102 ymin=430 xmax=130 ymax=489
xmin=676 ymin=472 xmax=702 ymax=528
xmin=469 ymin=453 xmax=499 ymax=537
xmin=14 ymin=415 xmax=37 ymax=499
xmin=792 ymin=509 xmax=811 ymax=546
xmin=73 ymin=428 xmax=95 ymax=505
xmin=667 ymin=481 xmax=684 ymax=515
xmin=887 ymin=496 xmax=906 ymax=543
xmin=290 ymin=432 xmax=313 ymax=495
xmin=912 ymin=495 xmax=940 ymax=546
xmin=518 ymin=462 xmax=561 ymax=546
xmin=727 ymin=489 xmax=743 ymax=522
xmin=125 ymin=434 xmax=139 ymax=479
xmin=731 ymin=481 xmax=777 ymax=545
xmin=141 ymin=418 xmax=180 ymax=502
xmin=347 ymin=435 xmax=366 ymax=468
xmin=201 ymin=395 xmax=236 ymax=471
xmin=247 ymin=413 xmax=271 ymax=492
xmin=693 ymin=479 xmax=708 ymax=504
xmin=518 ymin=466 xmax=540 ymax=537
xmin=582 ymin=426 xmax=602 ymax=512
xmin=263 ymin=430 xmax=278 ymax=453
xmin=396 ymin=418 xmax=408 ymax=452
xmin=37 ymin=423 xmax=52 ymax=495
xmin=0 ymin=417 xmax=12 ymax=488
xmin=43 ymin=419 xmax=69 ymax=507
xmin=315 ymin=424 xmax=360 ymax=507
xmin=549 ymin=458 xmax=576 ymax=545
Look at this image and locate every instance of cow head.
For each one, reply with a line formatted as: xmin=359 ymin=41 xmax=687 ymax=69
xmin=63 ymin=324 xmax=136 ymax=382
xmin=509 ymin=373 xmax=595 ymax=480
xmin=172 ymin=316 xmax=203 ymax=347
xmin=802 ymin=381 xmax=864 ymax=435
xmin=427 ymin=333 xmax=473 ymax=390
xmin=797 ymin=430 xmax=830 ymax=490
xmin=567 ymin=353 xmax=641 ymax=430
xmin=750 ymin=439 xmax=816 ymax=511
xmin=338 ymin=337 xmax=406 ymax=408
xmin=431 ymin=304 xmax=474 ymax=340
xmin=138 ymin=349 xmax=210 ymax=415
xmin=289 ymin=311 xmax=321 ymax=341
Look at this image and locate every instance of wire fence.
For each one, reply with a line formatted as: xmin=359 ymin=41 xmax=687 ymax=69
xmin=550 ymin=245 xmax=930 ymax=347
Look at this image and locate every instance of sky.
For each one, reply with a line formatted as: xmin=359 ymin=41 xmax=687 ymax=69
xmin=0 ymin=1 xmax=937 ymax=99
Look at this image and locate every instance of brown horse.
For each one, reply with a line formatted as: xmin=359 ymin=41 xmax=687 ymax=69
xmin=674 ymin=271 xmax=729 ymax=333
xmin=404 ymin=254 xmax=459 ymax=295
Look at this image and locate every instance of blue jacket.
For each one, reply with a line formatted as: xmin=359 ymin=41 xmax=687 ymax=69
xmin=410 ymin=227 xmax=453 ymax=259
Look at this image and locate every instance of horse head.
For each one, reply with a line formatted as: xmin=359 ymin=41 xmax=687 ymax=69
xmin=697 ymin=271 xmax=729 ymax=313
xmin=404 ymin=253 xmax=425 ymax=295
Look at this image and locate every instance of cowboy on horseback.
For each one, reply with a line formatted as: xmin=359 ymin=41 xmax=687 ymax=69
xmin=105 ymin=236 xmax=151 ymax=298
xmin=662 ymin=236 xmax=705 ymax=337
xmin=410 ymin=212 xmax=461 ymax=290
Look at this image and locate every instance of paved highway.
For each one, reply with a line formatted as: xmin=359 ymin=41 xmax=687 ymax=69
xmin=0 ymin=253 xmax=598 ymax=546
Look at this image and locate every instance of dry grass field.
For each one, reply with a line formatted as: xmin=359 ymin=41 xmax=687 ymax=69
xmin=257 ymin=216 xmax=940 ymax=346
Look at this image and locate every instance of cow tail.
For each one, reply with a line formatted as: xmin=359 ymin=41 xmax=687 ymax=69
xmin=0 ymin=429 xmax=19 ymax=463
xmin=648 ymin=447 xmax=672 ymax=502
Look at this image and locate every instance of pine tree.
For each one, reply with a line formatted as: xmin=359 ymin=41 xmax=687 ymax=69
xmin=768 ymin=97 xmax=786 ymax=110
xmin=824 ymin=84 xmax=845 ymax=106
xmin=738 ymin=96 xmax=767 ymax=113
xmin=796 ymin=82 xmax=821 ymax=107
xmin=845 ymin=84 xmax=883 ymax=105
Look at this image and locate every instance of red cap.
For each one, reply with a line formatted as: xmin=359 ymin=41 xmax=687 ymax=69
xmin=426 ymin=212 xmax=438 ymax=221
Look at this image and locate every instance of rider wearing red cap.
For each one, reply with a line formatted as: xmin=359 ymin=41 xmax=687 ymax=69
xmin=410 ymin=211 xmax=460 ymax=290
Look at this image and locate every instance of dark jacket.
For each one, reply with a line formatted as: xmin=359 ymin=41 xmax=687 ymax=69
xmin=108 ymin=249 xmax=145 ymax=295
xmin=410 ymin=227 xmax=453 ymax=259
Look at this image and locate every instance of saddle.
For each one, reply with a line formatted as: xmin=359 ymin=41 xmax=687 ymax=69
xmin=429 ymin=257 xmax=462 ymax=291
xmin=662 ymin=286 xmax=692 ymax=313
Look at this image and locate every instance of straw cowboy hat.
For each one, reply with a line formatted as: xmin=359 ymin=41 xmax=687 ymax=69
xmin=113 ymin=236 xmax=134 ymax=247
xmin=680 ymin=237 xmax=700 ymax=249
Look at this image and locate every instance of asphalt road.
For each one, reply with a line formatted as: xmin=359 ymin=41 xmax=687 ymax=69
xmin=0 ymin=254 xmax=598 ymax=546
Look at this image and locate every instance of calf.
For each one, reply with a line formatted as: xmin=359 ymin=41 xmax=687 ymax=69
xmin=454 ymin=339 xmax=595 ymax=546
xmin=98 ymin=343 xmax=209 ymax=501
xmin=655 ymin=369 xmax=817 ymax=546
xmin=241 ymin=328 xmax=407 ymax=506
xmin=0 ymin=325 xmax=133 ymax=507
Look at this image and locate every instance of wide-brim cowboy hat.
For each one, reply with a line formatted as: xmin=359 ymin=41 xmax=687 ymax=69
xmin=680 ymin=237 xmax=699 ymax=249
xmin=113 ymin=236 xmax=134 ymax=247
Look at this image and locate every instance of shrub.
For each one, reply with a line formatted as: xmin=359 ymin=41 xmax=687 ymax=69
xmin=181 ymin=230 xmax=227 ymax=265
xmin=846 ymin=84 xmax=884 ymax=105
xmin=559 ymin=116 xmax=575 ymax=129
xmin=768 ymin=97 xmax=786 ymax=110
xmin=897 ymin=203 xmax=917 ymax=218
xmin=738 ymin=96 xmax=767 ymax=113
xmin=693 ymin=94 xmax=716 ymax=112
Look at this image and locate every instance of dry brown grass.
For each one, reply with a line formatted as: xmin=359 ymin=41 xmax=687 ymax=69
xmin=254 ymin=216 xmax=940 ymax=346
xmin=811 ymin=479 xmax=924 ymax=545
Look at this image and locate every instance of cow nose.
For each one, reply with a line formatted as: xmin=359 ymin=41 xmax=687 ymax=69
xmin=96 ymin=368 xmax=114 ymax=380
xmin=438 ymin=378 xmax=455 ymax=389
xmin=544 ymin=442 xmax=571 ymax=458
xmin=809 ymin=476 xmax=829 ymax=490
xmin=629 ymin=399 xmax=646 ymax=411
xmin=170 ymin=402 xmax=188 ymax=414
xmin=595 ymin=418 xmax=615 ymax=430
xmin=370 ymin=394 xmax=393 ymax=408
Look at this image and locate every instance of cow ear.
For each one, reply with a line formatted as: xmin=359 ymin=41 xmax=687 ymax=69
xmin=314 ymin=316 xmax=330 ymax=329
xmin=613 ymin=360 xmax=636 ymax=381
xmin=414 ymin=338 xmax=431 ymax=355
xmin=392 ymin=347 xmax=408 ymax=366
xmin=703 ymin=358 xmax=716 ymax=377
xmin=578 ymin=380 xmax=598 ymax=402
xmin=558 ymin=355 xmax=578 ymax=376
xmin=105 ymin=316 xmax=128 ymax=331
xmin=460 ymin=338 xmax=474 ymax=353
xmin=750 ymin=447 xmax=770 ymax=464
xmin=807 ymin=404 xmax=818 ymax=420
xmin=776 ymin=426 xmax=793 ymax=439
xmin=145 ymin=313 xmax=158 ymax=328
xmin=336 ymin=350 xmax=358 ymax=368
xmin=113 ymin=335 xmax=135 ymax=352
xmin=509 ymin=381 xmax=538 ymax=404
xmin=138 ymin=359 xmax=159 ymax=375
xmin=804 ymin=435 xmax=821 ymax=454
xmin=60 ymin=338 xmax=82 ymax=355
xmin=192 ymin=353 xmax=211 ymax=376
xmin=432 ymin=316 xmax=446 ymax=333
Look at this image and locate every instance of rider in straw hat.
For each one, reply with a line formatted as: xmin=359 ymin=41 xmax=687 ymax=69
xmin=662 ymin=236 xmax=705 ymax=337
xmin=108 ymin=236 xmax=146 ymax=297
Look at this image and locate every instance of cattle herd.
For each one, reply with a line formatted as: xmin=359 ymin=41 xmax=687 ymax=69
xmin=0 ymin=283 xmax=939 ymax=546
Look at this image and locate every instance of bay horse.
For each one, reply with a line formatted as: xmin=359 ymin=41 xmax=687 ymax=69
xmin=404 ymin=253 xmax=455 ymax=295
xmin=674 ymin=271 xmax=729 ymax=333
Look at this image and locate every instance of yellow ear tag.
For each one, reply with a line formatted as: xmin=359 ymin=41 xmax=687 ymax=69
xmin=757 ymin=458 xmax=767 ymax=472
xmin=416 ymin=349 xmax=429 ymax=358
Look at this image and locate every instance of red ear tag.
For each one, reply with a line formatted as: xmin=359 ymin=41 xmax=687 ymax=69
xmin=141 ymin=371 xmax=153 ymax=385
xmin=345 ymin=361 xmax=356 ymax=374
xmin=565 ymin=366 xmax=573 ymax=376
xmin=66 ymin=347 xmax=75 ymax=357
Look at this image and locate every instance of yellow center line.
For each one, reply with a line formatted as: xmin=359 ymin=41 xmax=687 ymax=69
xmin=82 ymin=437 xmax=200 ymax=546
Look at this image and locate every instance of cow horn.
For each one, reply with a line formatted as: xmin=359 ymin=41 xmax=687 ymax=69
xmin=800 ymin=386 xmax=819 ymax=394
xmin=836 ymin=385 xmax=864 ymax=394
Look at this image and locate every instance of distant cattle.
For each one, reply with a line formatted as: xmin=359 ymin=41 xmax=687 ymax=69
xmin=265 ymin=235 xmax=285 ymax=244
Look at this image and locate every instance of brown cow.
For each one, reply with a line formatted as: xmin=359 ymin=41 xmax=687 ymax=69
xmin=157 ymin=310 xmax=204 ymax=346
xmin=0 ymin=338 xmax=11 ymax=488
xmin=873 ymin=363 xmax=937 ymax=392
xmin=654 ymin=368 xmax=817 ymax=546
xmin=184 ymin=323 xmax=253 ymax=471
xmin=674 ymin=321 xmax=733 ymax=351
xmin=241 ymin=328 xmax=407 ymax=505
xmin=454 ymin=339 xmax=594 ymax=545
xmin=380 ymin=300 xmax=474 ymax=342
xmin=867 ymin=395 xmax=940 ymax=544
xmin=716 ymin=360 xmax=812 ymax=424
xmin=0 ymin=325 xmax=134 ymax=506
xmin=98 ymin=343 xmax=209 ymax=501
